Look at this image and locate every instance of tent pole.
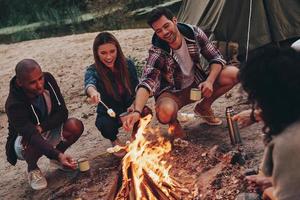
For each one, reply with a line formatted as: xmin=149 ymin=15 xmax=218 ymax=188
xmin=246 ymin=0 xmax=253 ymax=62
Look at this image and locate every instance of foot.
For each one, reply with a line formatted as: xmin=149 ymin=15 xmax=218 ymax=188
xmin=168 ymin=120 xmax=186 ymax=139
xmin=28 ymin=169 xmax=47 ymax=190
xmin=194 ymin=105 xmax=222 ymax=126
xmin=111 ymin=138 xmax=126 ymax=158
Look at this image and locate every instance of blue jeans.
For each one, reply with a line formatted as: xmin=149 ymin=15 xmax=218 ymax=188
xmin=14 ymin=126 xmax=62 ymax=160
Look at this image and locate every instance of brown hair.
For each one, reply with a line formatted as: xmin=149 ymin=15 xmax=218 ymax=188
xmin=147 ymin=7 xmax=175 ymax=27
xmin=93 ymin=32 xmax=132 ymax=100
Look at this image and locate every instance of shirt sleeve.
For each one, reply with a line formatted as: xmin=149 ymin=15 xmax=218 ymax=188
xmin=194 ymin=26 xmax=226 ymax=67
xmin=127 ymin=59 xmax=139 ymax=90
xmin=271 ymin=135 xmax=300 ymax=200
xmin=137 ymin=47 xmax=163 ymax=96
xmin=84 ymin=65 xmax=98 ymax=94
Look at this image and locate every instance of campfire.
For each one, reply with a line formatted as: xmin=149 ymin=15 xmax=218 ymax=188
xmin=107 ymin=114 xmax=193 ymax=200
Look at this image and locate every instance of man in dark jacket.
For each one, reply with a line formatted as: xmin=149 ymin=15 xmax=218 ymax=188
xmin=5 ymin=59 xmax=84 ymax=190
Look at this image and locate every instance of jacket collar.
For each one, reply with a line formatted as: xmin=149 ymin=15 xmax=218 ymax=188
xmin=151 ymin=23 xmax=195 ymax=53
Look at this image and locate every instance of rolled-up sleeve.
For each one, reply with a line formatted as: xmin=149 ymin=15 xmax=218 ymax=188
xmin=195 ymin=26 xmax=226 ymax=67
xmin=84 ymin=66 xmax=98 ymax=94
xmin=137 ymin=48 xmax=163 ymax=96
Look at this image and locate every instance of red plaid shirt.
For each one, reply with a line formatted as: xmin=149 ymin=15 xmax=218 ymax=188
xmin=138 ymin=23 xmax=226 ymax=98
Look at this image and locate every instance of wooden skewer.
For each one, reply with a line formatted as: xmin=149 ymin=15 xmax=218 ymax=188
xmin=99 ymin=99 xmax=109 ymax=110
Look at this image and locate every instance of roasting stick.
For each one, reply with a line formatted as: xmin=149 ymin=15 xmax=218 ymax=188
xmin=87 ymin=97 xmax=116 ymax=118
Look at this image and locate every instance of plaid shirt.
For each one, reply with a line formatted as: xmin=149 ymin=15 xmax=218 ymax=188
xmin=138 ymin=23 xmax=226 ymax=98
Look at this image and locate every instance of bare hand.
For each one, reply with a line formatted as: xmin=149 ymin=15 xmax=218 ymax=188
xmin=58 ymin=153 xmax=77 ymax=169
xmin=122 ymin=112 xmax=140 ymax=132
xmin=127 ymin=104 xmax=134 ymax=113
xmin=198 ymin=80 xmax=213 ymax=98
xmin=232 ymin=109 xmax=255 ymax=128
xmin=246 ymin=174 xmax=272 ymax=191
xmin=87 ymin=91 xmax=101 ymax=104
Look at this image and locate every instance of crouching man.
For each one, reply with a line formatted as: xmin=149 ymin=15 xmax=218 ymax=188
xmin=5 ymin=59 xmax=84 ymax=190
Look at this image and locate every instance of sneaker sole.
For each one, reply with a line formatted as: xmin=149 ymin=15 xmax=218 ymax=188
xmin=31 ymin=183 xmax=47 ymax=190
xmin=194 ymin=111 xmax=223 ymax=126
xmin=202 ymin=119 xmax=223 ymax=126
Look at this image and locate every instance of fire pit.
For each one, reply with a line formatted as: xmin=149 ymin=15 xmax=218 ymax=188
xmin=107 ymin=115 xmax=194 ymax=200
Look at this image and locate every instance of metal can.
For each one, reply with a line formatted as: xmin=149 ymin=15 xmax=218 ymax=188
xmin=225 ymin=106 xmax=242 ymax=145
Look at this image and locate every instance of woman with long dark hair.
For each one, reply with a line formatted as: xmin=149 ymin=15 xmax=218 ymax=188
xmin=84 ymin=32 xmax=150 ymax=156
xmin=238 ymin=46 xmax=300 ymax=199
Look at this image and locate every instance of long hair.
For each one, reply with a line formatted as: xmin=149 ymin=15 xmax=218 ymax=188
xmin=93 ymin=32 xmax=132 ymax=100
xmin=239 ymin=46 xmax=300 ymax=142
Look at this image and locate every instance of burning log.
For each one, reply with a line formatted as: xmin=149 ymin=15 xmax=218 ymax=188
xmin=107 ymin=115 xmax=191 ymax=200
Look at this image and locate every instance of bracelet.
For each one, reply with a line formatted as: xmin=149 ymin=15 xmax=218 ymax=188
xmin=133 ymin=110 xmax=142 ymax=117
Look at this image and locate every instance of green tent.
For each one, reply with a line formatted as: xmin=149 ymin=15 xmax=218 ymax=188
xmin=178 ymin=0 xmax=300 ymax=58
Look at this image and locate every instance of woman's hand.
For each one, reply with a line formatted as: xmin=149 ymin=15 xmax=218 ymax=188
xmin=86 ymin=86 xmax=100 ymax=104
xmin=246 ymin=174 xmax=272 ymax=192
xmin=232 ymin=109 xmax=253 ymax=128
xmin=232 ymin=109 xmax=261 ymax=128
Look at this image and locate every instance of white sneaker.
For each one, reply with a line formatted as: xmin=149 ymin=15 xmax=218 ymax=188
xmin=111 ymin=138 xmax=126 ymax=158
xmin=28 ymin=169 xmax=47 ymax=190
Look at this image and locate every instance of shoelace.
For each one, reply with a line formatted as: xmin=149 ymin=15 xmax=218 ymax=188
xmin=31 ymin=171 xmax=43 ymax=181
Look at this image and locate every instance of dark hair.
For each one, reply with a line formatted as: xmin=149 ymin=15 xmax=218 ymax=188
xmin=239 ymin=46 xmax=300 ymax=141
xmin=15 ymin=59 xmax=40 ymax=80
xmin=147 ymin=7 xmax=175 ymax=27
xmin=92 ymin=32 xmax=132 ymax=100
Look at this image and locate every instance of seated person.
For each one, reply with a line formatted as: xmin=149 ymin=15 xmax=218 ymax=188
xmin=84 ymin=32 xmax=151 ymax=157
xmin=237 ymin=46 xmax=300 ymax=199
xmin=122 ymin=8 xmax=239 ymax=138
xmin=5 ymin=59 xmax=84 ymax=190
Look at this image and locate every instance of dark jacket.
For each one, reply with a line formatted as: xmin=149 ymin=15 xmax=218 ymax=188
xmin=84 ymin=59 xmax=138 ymax=116
xmin=5 ymin=72 xmax=68 ymax=165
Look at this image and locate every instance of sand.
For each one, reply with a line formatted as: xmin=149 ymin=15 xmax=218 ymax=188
xmin=0 ymin=28 xmax=264 ymax=199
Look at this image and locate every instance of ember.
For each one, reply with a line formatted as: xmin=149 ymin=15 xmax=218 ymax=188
xmin=107 ymin=115 xmax=193 ymax=200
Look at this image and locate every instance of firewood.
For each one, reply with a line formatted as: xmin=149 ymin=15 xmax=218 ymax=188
xmin=143 ymin=169 xmax=172 ymax=200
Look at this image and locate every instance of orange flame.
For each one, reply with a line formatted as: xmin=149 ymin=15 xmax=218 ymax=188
xmin=120 ymin=114 xmax=179 ymax=199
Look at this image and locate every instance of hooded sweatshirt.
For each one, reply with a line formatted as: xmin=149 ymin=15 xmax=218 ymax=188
xmin=5 ymin=72 xmax=68 ymax=165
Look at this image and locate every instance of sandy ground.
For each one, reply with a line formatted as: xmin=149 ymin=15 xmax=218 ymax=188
xmin=0 ymin=28 xmax=265 ymax=199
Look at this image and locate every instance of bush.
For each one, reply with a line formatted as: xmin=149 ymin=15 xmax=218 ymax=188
xmin=0 ymin=0 xmax=87 ymax=28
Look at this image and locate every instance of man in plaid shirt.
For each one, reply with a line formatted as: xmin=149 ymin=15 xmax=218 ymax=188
xmin=122 ymin=7 xmax=239 ymax=137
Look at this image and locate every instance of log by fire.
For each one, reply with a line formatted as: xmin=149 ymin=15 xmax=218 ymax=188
xmin=107 ymin=115 xmax=193 ymax=200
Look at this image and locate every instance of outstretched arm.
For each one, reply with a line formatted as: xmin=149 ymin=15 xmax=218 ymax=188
xmin=122 ymin=87 xmax=150 ymax=131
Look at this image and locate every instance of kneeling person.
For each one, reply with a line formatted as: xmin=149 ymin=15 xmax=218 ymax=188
xmin=5 ymin=59 xmax=84 ymax=190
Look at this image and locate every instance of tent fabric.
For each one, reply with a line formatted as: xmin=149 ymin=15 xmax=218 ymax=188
xmin=178 ymin=0 xmax=300 ymax=55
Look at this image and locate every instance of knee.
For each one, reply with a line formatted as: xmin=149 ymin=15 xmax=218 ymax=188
xmin=62 ymin=118 xmax=84 ymax=139
xmin=95 ymin=116 xmax=119 ymax=138
xmin=155 ymin=99 xmax=178 ymax=124
xmin=220 ymin=66 xmax=239 ymax=86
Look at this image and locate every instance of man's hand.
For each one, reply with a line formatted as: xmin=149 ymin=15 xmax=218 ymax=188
xmin=198 ymin=80 xmax=214 ymax=98
xmin=122 ymin=112 xmax=140 ymax=132
xmin=58 ymin=153 xmax=77 ymax=169
xmin=127 ymin=104 xmax=134 ymax=113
